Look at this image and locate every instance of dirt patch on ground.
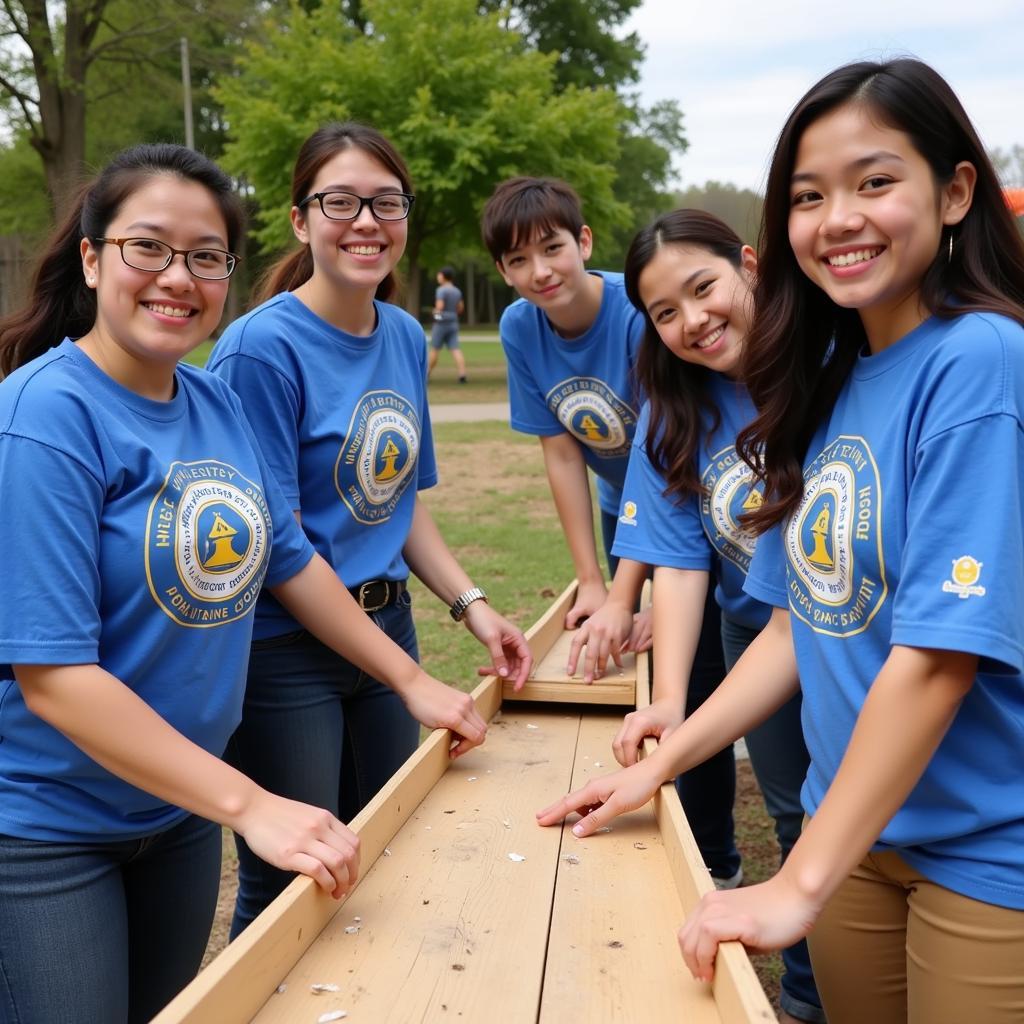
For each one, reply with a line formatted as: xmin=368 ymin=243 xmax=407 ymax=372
xmin=428 ymin=438 xmax=545 ymax=501
xmin=203 ymin=830 xmax=238 ymax=966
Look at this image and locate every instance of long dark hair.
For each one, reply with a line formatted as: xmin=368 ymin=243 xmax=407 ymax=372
xmin=738 ymin=58 xmax=1024 ymax=533
xmin=254 ymin=122 xmax=412 ymax=305
xmin=624 ymin=209 xmax=749 ymax=501
xmin=0 ymin=144 xmax=243 ymax=377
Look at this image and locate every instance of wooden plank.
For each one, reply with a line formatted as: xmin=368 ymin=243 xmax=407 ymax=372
xmin=249 ymin=708 xmax=582 ymax=1023
xmin=153 ymin=676 xmax=503 ymax=1024
xmin=541 ymin=712 xmax=724 ymax=1024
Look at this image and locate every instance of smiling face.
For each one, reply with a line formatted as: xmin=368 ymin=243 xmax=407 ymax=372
xmin=788 ymin=102 xmax=975 ymax=350
xmin=496 ymin=224 xmax=594 ymax=315
xmin=79 ymin=174 xmax=231 ymax=395
xmin=291 ymin=146 xmax=408 ymax=301
xmin=637 ymin=243 xmax=756 ymax=376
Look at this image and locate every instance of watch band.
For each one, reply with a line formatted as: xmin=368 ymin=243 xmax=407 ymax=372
xmin=449 ymin=586 xmax=488 ymax=622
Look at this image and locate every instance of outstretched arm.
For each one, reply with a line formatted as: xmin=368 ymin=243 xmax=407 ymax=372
xmin=271 ymin=552 xmax=489 ymax=756
xmin=537 ymin=607 xmax=800 ymax=833
xmin=678 ymin=644 xmax=976 ymax=981
xmin=16 ymin=663 xmax=360 ymax=898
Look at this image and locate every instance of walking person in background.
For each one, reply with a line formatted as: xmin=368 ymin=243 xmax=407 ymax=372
xmin=428 ymin=265 xmax=467 ymax=381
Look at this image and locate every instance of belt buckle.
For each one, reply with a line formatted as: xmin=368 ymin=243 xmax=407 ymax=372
xmin=358 ymin=580 xmax=388 ymax=612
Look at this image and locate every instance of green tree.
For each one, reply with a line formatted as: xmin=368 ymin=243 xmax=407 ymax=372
xmin=218 ymin=0 xmax=630 ymax=312
xmin=0 ymin=0 xmax=269 ymax=209
xmin=479 ymin=0 xmax=643 ymax=91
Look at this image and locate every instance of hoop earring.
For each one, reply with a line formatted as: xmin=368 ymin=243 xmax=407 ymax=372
xmin=947 ymin=232 xmax=953 ymax=263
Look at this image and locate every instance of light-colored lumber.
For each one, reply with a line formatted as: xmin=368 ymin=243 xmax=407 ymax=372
xmin=249 ymin=709 xmax=582 ymax=1023
xmin=152 ymin=676 xmax=503 ymax=1024
xmin=541 ymin=713 xmax=723 ymax=1024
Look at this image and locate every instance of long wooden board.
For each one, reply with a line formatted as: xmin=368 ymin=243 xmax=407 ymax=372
xmin=154 ymin=583 xmax=776 ymax=1024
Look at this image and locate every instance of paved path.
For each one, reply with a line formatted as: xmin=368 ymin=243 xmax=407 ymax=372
xmin=430 ymin=401 xmax=509 ymax=423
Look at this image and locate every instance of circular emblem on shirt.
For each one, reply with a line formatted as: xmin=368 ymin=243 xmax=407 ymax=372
xmin=700 ymin=444 xmax=762 ymax=572
xmin=145 ymin=460 xmax=272 ymax=627
xmin=784 ymin=435 xmax=888 ymax=636
xmin=546 ymin=377 xmax=636 ymax=458
xmin=336 ymin=390 xmax=420 ymax=525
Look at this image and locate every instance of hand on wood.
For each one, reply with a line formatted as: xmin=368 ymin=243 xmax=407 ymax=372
xmin=677 ymin=874 xmax=821 ymax=983
xmin=565 ymin=598 xmax=632 ymax=682
xmin=564 ymin=579 xmax=608 ymax=630
xmin=462 ymin=601 xmax=533 ymax=691
xmin=400 ymin=670 xmax=489 ymax=758
xmin=535 ymin=760 xmax=663 ymax=836
xmin=612 ymin=699 xmax=683 ymax=767
xmin=236 ymin=792 xmax=361 ymax=900
xmin=626 ymin=607 xmax=653 ymax=653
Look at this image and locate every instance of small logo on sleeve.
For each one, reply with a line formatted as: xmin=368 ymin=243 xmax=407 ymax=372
xmin=942 ymin=556 xmax=986 ymax=600
xmin=619 ymin=500 xmax=638 ymax=527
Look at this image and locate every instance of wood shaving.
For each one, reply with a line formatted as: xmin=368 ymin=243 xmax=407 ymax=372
xmin=318 ymin=1012 xmax=348 ymax=1023
xmin=507 ymin=852 xmax=526 ymax=862
xmin=595 ymin=826 xmax=613 ymax=833
xmin=383 ymin=848 xmax=392 ymax=856
xmin=343 ymin=925 xmax=360 ymax=934
xmin=353 ymin=916 xmax=362 ymax=922
xmin=467 ymin=776 xmax=478 ymax=782
xmin=502 ymin=820 xmax=511 ymax=829
xmin=311 ymin=983 xmax=340 ymax=994
xmin=563 ymin=854 xmax=580 ymax=865
xmin=633 ymin=842 xmax=648 ymax=851
xmin=526 ymin=724 xmax=539 ymax=730
xmin=593 ymin=761 xmax=603 ymax=767
xmin=275 ymin=984 xmax=288 ymax=994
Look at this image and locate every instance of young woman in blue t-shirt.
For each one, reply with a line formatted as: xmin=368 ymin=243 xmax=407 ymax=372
xmin=207 ymin=122 xmax=531 ymax=936
xmin=0 ymin=144 xmax=492 ymax=1023
xmin=602 ymin=209 xmax=821 ymax=1024
xmin=539 ymin=59 xmax=1024 ymax=1023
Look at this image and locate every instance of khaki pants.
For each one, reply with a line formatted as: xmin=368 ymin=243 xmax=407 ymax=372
xmin=809 ymin=850 xmax=1024 ymax=1024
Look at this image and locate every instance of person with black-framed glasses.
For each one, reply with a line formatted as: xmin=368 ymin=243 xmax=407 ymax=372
xmin=207 ymin=121 xmax=532 ymax=938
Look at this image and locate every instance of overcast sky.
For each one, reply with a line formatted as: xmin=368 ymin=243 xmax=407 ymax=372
xmin=624 ymin=0 xmax=1024 ymax=192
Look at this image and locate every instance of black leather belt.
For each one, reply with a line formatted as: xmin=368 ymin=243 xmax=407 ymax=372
xmin=348 ymin=578 xmax=408 ymax=612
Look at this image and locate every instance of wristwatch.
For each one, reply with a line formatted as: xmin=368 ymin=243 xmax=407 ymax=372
xmin=449 ymin=587 xmax=488 ymax=622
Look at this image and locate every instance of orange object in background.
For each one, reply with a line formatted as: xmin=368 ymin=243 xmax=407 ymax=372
xmin=1005 ymin=188 xmax=1024 ymax=217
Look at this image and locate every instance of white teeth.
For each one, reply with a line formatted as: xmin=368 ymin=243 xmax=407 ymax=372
xmin=345 ymin=245 xmax=382 ymax=255
xmin=694 ymin=325 xmax=725 ymax=350
xmin=144 ymin=303 xmax=192 ymax=318
xmin=827 ymin=248 xmax=881 ymax=267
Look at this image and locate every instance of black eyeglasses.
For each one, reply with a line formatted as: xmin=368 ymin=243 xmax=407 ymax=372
xmin=95 ymin=237 xmax=239 ymax=280
xmin=297 ymin=192 xmax=416 ymax=222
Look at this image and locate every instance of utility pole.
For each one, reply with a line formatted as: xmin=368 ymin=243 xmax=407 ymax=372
xmin=180 ymin=37 xmax=194 ymax=149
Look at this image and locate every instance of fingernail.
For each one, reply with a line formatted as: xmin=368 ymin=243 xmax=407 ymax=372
xmin=572 ymin=824 xmax=584 ymax=837
xmin=499 ymin=666 xmax=508 ymax=676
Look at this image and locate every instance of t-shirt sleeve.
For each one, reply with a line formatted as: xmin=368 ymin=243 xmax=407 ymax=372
xmin=500 ymin=311 xmax=562 ymax=437
xmin=208 ymin=352 xmax=303 ymax=507
xmin=745 ymin=520 xmax=789 ymax=609
xmin=892 ymin=412 xmax=1024 ymax=673
xmin=0 ymin=436 xmax=103 ymax=664
xmin=611 ymin=432 xmax=711 ymax=570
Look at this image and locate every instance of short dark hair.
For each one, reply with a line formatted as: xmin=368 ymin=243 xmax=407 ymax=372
xmin=439 ymin=266 xmax=456 ymax=282
xmin=481 ymin=176 xmax=585 ymax=262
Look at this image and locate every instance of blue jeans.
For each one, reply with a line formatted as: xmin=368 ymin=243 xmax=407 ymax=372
xmin=226 ymin=591 xmax=420 ymax=937
xmin=0 ymin=813 xmax=220 ymax=1024
xmin=721 ymin=615 xmax=824 ymax=1023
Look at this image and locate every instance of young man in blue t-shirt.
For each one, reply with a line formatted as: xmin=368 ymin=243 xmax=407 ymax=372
xmin=481 ymin=176 xmax=649 ymax=634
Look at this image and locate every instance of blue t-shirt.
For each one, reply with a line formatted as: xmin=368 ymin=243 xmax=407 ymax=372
xmin=0 ymin=341 xmax=314 ymax=842
xmin=208 ymin=293 xmax=438 ymax=638
xmin=613 ymin=376 xmax=769 ymax=630
xmin=499 ymin=271 xmax=643 ymax=514
xmin=746 ymin=312 xmax=1024 ymax=909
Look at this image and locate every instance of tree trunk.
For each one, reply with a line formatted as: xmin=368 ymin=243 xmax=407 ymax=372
xmin=24 ymin=0 xmax=107 ymax=211
xmin=404 ymin=236 xmax=423 ymax=318
xmin=465 ymin=261 xmax=476 ymax=325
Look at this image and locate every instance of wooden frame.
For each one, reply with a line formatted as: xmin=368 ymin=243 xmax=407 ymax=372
xmin=154 ymin=582 xmax=775 ymax=1023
